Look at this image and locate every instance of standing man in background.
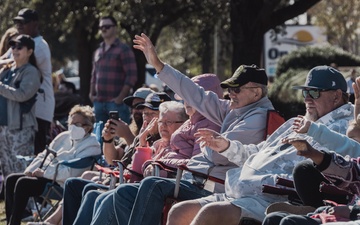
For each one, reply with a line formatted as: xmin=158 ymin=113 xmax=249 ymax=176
xmin=347 ymin=68 xmax=358 ymax=103
xmin=89 ymin=15 xmax=137 ymax=123
xmin=13 ymin=8 xmax=55 ymax=155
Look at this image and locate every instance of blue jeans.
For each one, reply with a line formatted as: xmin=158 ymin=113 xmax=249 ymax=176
xmin=91 ymin=176 xmax=212 ymax=225
xmin=74 ymin=189 xmax=112 ymax=225
xmin=93 ymin=101 xmax=130 ymax=123
xmin=63 ymin=178 xmax=107 ymax=225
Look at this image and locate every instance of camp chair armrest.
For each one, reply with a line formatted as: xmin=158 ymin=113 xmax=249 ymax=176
xmin=51 ymin=155 xmax=101 ymax=183
xmin=276 ymin=177 xmax=295 ymax=188
xmin=151 ymin=161 xmax=178 ymax=177
xmin=177 ymin=164 xmax=225 ymax=185
xmin=262 ymin=184 xmax=297 ymax=196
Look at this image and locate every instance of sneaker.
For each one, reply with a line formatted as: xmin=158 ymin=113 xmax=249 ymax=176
xmin=266 ymin=202 xmax=316 ymax=215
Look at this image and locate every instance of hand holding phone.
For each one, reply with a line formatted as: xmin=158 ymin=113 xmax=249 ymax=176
xmin=109 ymin=111 xmax=119 ymax=125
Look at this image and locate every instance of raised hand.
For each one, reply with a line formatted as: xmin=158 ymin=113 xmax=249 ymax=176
xmin=139 ymin=117 xmax=159 ymax=147
xmin=133 ymin=33 xmax=165 ymax=73
xmin=292 ymin=115 xmax=311 ymax=133
xmin=282 ymin=138 xmax=324 ymax=165
xmin=352 ymin=77 xmax=360 ymax=118
xmin=194 ymin=128 xmax=230 ymax=153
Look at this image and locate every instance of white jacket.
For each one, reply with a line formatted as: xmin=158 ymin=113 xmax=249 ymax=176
xmin=25 ymin=131 xmax=101 ymax=187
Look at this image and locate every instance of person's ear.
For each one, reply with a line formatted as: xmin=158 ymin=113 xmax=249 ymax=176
xmin=27 ymin=48 xmax=34 ymax=57
xmin=254 ymin=87 xmax=261 ymax=98
xmin=334 ymin=89 xmax=343 ymax=104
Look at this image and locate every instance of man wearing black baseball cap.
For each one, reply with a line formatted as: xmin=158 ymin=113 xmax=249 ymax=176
xmin=13 ymin=8 xmax=55 ymax=155
xmin=13 ymin=8 xmax=38 ymax=26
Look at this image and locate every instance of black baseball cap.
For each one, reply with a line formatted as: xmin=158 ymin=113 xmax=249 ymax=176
xmin=136 ymin=92 xmax=171 ymax=110
xmin=13 ymin=8 xmax=39 ymax=23
xmin=9 ymin=34 xmax=35 ymax=50
xmin=220 ymin=65 xmax=268 ymax=88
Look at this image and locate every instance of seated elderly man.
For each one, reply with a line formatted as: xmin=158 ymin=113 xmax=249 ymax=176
xmin=87 ymin=34 xmax=275 ymax=225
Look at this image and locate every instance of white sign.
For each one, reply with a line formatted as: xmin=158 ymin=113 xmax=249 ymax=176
xmin=264 ymin=25 xmax=327 ymax=77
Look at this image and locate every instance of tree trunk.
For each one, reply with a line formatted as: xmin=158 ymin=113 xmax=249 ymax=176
xmin=230 ymin=0 xmax=265 ymax=72
xmin=200 ymin=27 xmax=213 ymax=73
xmin=75 ymin=23 xmax=98 ymax=106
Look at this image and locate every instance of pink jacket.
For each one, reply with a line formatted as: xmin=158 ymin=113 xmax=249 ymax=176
xmin=142 ymin=111 xmax=221 ymax=174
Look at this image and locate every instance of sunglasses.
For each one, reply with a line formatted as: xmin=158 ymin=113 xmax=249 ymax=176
xmin=99 ymin=25 xmax=115 ymax=30
xmin=14 ymin=20 xmax=31 ymax=25
xmin=227 ymin=86 xmax=259 ymax=94
xmin=131 ymin=102 xmax=143 ymax=109
xmin=10 ymin=44 xmax=24 ymax=50
xmin=302 ymin=89 xmax=329 ymax=99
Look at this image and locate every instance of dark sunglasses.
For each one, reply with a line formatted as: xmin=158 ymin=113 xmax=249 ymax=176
xmin=227 ymin=86 xmax=259 ymax=94
xmin=14 ymin=21 xmax=30 ymax=25
xmin=302 ymin=89 xmax=329 ymax=99
xmin=10 ymin=44 xmax=24 ymax=50
xmin=99 ymin=25 xmax=115 ymax=30
xmin=131 ymin=102 xmax=143 ymax=109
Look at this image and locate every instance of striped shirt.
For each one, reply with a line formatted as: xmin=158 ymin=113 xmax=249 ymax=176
xmin=91 ymin=38 xmax=137 ymax=101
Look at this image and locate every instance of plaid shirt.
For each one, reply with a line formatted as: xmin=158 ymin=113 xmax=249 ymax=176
xmin=91 ymin=38 xmax=137 ymax=101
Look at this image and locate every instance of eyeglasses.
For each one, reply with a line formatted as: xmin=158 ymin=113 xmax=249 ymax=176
xmin=69 ymin=122 xmax=87 ymax=127
xmin=14 ymin=20 xmax=31 ymax=25
xmin=227 ymin=86 xmax=259 ymax=94
xmin=10 ymin=44 xmax=24 ymax=50
xmin=158 ymin=120 xmax=184 ymax=126
xmin=99 ymin=25 xmax=115 ymax=30
xmin=302 ymin=89 xmax=329 ymax=99
xmin=69 ymin=122 xmax=91 ymax=127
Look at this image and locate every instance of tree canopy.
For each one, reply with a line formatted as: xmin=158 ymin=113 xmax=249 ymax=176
xmin=0 ymin=0 xmax=322 ymax=103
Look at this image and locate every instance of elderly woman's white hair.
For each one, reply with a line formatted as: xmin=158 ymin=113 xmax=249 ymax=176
xmin=159 ymin=101 xmax=188 ymax=122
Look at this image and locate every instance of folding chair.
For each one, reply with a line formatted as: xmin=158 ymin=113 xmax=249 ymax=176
xmin=34 ymin=153 xmax=101 ymax=221
xmin=262 ymin=177 xmax=355 ymax=207
xmin=264 ymin=110 xmax=286 ymax=139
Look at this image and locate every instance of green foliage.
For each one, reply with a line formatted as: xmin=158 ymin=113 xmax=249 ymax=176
xmin=270 ymin=69 xmax=307 ymax=103
xmin=276 ymin=44 xmax=360 ymax=76
xmin=269 ymin=69 xmax=308 ymax=119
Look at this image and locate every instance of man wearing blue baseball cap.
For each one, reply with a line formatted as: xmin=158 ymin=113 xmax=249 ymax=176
xmin=293 ymin=65 xmax=348 ymax=121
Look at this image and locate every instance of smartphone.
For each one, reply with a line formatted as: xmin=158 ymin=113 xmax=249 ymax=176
xmin=109 ymin=111 xmax=119 ymax=125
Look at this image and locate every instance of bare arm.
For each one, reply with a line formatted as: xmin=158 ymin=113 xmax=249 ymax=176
xmin=102 ymin=120 xmax=125 ymax=165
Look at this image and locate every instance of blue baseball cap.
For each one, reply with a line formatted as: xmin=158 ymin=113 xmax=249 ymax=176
xmin=293 ymin=65 xmax=347 ymax=92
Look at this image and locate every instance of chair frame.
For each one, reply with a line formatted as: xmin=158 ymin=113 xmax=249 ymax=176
xmin=34 ymin=152 xmax=101 ymax=221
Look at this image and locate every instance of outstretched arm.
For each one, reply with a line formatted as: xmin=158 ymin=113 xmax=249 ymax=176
xmin=133 ymin=33 xmax=165 ymax=73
